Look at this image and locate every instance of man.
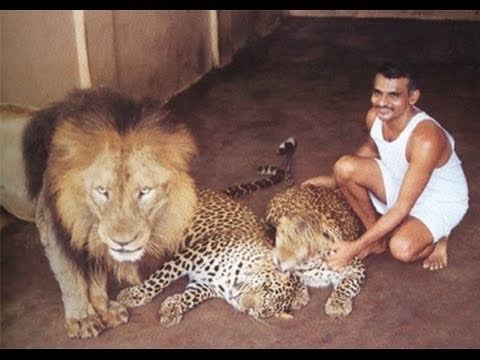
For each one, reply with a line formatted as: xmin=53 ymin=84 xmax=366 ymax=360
xmin=303 ymin=62 xmax=469 ymax=271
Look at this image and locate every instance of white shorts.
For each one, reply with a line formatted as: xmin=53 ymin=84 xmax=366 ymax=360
xmin=368 ymin=159 xmax=469 ymax=243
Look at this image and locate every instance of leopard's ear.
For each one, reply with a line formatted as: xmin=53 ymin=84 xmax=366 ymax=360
xmin=265 ymin=224 xmax=277 ymax=246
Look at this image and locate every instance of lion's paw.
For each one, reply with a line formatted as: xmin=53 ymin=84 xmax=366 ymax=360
xmin=99 ymin=300 xmax=129 ymax=329
xmin=158 ymin=295 xmax=184 ymax=327
xmin=116 ymin=286 xmax=151 ymax=307
xmin=65 ymin=314 xmax=105 ymax=339
xmin=290 ymin=284 xmax=310 ymax=310
xmin=325 ymin=296 xmax=352 ymax=318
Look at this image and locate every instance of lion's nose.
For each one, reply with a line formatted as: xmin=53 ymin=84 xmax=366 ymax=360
xmin=110 ymin=233 xmax=139 ymax=246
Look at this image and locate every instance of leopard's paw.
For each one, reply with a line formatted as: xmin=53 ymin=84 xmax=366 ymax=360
xmin=290 ymin=283 xmax=310 ymax=310
xmin=116 ymin=286 xmax=152 ymax=307
xmin=325 ymin=296 xmax=352 ymax=318
xmin=99 ymin=300 xmax=129 ymax=329
xmin=159 ymin=295 xmax=184 ymax=327
xmin=65 ymin=314 xmax=105 ymax=339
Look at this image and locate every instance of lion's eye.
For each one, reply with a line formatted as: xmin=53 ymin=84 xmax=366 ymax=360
xmin=93 ymin=186 xmax=109 ymax=204
xmin=95 ymin=186 xmax=109 ymax=198
xmin=139 ymin=187 xmax=152 ymax=198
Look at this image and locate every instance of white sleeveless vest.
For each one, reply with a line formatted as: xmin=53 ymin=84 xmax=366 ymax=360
xmin=369 ymin=109 xmax=469 ymax=204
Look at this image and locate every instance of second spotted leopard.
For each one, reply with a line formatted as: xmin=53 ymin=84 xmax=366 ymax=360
xmin=267 ymin=185 xmax=366 ymax=318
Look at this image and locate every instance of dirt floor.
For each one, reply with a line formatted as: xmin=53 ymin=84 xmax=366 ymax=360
xmin=1 ymin=17 xmax=480 ymax=349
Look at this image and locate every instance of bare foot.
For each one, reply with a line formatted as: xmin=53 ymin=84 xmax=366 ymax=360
xmin=423 ymin=238 xmax=448 ymax=271
xmin=358 ymin=238 xmax=387 ymax=259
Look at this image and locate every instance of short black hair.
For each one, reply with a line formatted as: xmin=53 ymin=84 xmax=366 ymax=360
xmin=376 ymin=61 xmax=419 ymax=92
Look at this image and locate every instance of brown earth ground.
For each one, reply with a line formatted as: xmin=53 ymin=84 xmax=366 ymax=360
xmin=1 ymin=17 xmax=479 ymax=348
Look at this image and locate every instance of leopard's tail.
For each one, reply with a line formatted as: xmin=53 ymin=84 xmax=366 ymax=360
xmin=223 ymin=137 xmax=297 ymax=198
xmin=277 ymin=136 xmax=297 ymax=187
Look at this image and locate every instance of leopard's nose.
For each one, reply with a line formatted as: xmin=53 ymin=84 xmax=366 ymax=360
xmin=275 ymin=258 xmax=290 ymax=273
xmin=278 ymin=263 xmax=290 ymax=273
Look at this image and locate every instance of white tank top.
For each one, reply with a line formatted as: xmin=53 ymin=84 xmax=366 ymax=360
xmin=370 ymin=108 xmax=469 ymax=203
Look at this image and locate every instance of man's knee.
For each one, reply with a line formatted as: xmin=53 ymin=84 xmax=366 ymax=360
xmin=389 ymin=235 xmax=418 ymax=263
xmin=333 ymin=155 xmax=359 ymax=184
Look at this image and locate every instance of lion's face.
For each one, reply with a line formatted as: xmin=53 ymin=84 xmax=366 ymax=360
xmin=47 ymin=112 xmax=198 ymax=266
xmin=83 ymin=146 xmax=173 ymax=262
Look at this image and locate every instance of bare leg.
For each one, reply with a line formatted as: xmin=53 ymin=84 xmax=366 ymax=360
xmin=333 ymin=155 xmax=387 ymax=257
xmin=422 ymin=237 xmax=448 ymax=271
xmin=389 ymin=216 xmax=448 ymax=272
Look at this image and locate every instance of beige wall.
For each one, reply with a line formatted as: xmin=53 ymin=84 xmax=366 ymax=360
xmin=287 ymin=10 xmax=480 ymax=21
xmin=87 ymin=10 xmax=215 ymax=102
xmin=1 ymin=10 xmax=477 ymax=107
xmin=1 ymin=11 xmax=82 ymax=106
xmin=1 ymin=10 xmax=284 ymax=107
xmin=84 ymin=10 xmax=118 ymax=89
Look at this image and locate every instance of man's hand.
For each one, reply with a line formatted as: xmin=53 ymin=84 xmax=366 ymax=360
xmin=325 ymin=239 xmax=359 ymax=271
xmin=301 ymin=175 xmax=336 ymax=188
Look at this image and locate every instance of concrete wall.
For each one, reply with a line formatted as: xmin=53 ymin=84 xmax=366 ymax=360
xmin=1 ymin=10 xmax=284 ymax=107
xmin=8 ymin=10 xmax=476 ymax=107
xmin=287 ymin=10 xmax=480 ymax=21
xmin=86 ymin=10 xmax=215 ymax=102
xmin=1 ymin=11 xmax=82 ymax=106
xmin=218 ymin=10 xmax=283 ymax=66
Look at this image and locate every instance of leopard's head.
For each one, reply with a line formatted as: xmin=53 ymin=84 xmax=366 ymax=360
xmin=271 ymin=213 xmax=332 ymax=272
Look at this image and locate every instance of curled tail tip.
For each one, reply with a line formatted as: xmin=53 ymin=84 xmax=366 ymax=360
xmin=277 ymin=136 xmax=297 ymax=156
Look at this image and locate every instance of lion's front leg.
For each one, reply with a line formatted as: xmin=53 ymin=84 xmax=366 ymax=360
xmin=88 ymin=267 xmax=129 ymax=330
xmin=36 ymin=191 xmax=105 ymax=339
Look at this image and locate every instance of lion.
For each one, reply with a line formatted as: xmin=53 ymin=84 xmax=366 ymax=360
xmin=0 ymin=88 xmax=199 ymax=338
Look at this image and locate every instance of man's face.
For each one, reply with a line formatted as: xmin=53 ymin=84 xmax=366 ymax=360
xmin=370 ymin=74 xmax=419 ymax=122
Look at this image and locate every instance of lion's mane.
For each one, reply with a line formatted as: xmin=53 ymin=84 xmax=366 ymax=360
xmin=22 ymin=88 xmax=199 ymax=283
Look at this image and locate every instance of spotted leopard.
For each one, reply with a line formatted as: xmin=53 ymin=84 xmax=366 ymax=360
xmin=267 ymin=185 xmax=366 ymax=318
xmin=116 ymin=189 xmax=309 ymax=326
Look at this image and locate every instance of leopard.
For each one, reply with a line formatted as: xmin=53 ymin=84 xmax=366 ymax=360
xmin=116 ymin=189 xmax=309 ymax=327
xmin=220 ymin=142 xmax=367 ymax=318
xmin=266 ymin=184 xmax=367 ymax=318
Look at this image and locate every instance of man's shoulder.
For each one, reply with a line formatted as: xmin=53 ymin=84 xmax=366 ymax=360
xmin=412 ymin=118 xmax=445 ymax=137
xmin=410 ymin=119 xmax=448 ymax=150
